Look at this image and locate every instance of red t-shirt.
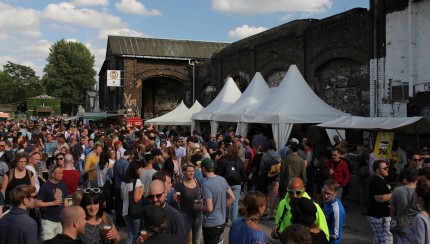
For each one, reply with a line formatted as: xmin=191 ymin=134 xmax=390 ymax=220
xmin=62 ymin=169 xmax=81 ymax=196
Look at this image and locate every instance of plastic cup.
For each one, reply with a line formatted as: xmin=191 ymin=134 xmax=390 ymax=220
xmin=103 ymin=225 xmax=112 ymax=240
xmin=140 ymin=230 xmax=148 ymax=241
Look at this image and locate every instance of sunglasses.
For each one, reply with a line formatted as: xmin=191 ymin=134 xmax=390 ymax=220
xmin=287 ymin=189 xmax=303 ymax=195
xmin=148 ymin=191 xmax=165 ymax=200
xmin=380 ymin=167 xmax=389 ymax=171
xmin=57 ymin=157 xmax=64 ymax=160
xmin=413 ymin=158 xmax=422 ymax=162
xmin=83 ymin=188 xmax=101 ymax=194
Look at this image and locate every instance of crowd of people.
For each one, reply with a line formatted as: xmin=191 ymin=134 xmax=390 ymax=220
xmin=0 ymin=118 xmax=429 ymax=244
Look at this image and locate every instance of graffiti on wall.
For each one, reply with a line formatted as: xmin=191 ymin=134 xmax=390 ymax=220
xmin=124 ymin=93 xmax=137 ymax=108
xmin=314 ymin=59 xmax=369 ymax=115
xmin=267 ymin=71 xmax=287 ymax=88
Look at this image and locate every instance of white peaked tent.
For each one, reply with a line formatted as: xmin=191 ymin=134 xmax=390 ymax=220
xmin=192 ymin=77 xmax=242 ymax=134
xmin=213 ymin=72 xmax=271 ymax=136
xmin=146 ymin=100 xmax=189 ymax=125
xmin=171 ymin=100 xmax=204 ymax=125
xmin=241 ymin=65 xmax=347 ymax=151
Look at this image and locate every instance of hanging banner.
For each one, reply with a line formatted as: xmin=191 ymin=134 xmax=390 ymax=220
xmin=107 ymin=70 xmax=121 ymax=87
xmin=373 ymin=131 xmax=395 ymax=159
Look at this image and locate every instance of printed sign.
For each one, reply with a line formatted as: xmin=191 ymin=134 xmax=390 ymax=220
xmin=373 ymin=131 xmax=395 ymax=159
xmin=107 ymin=70 xmax=121 ymax=87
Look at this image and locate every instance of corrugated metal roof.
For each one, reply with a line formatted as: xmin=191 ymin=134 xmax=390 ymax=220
xmin=108 ymin=36 xmax=230 ymax=59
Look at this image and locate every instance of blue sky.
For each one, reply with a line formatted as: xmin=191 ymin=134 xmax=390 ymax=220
xmin=0 ymin=0 xmax=368 ymax=77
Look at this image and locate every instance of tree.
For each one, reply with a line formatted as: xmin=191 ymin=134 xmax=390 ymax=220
xmin=43 ymin=39 xmax=96 ymax=113
xmin=0 ymin=61 xmax=45 ymax=104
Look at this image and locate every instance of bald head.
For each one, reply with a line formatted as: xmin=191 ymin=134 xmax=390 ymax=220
xmin=60 ymin=205 xmax=85 ymax=228
xmin=64 ymin=154 xmax=74 ymax=165
xmin=150 ymin=179 xmax=165 ymax=194
xmin=149 ymin=179 xmax=166 ymax=206
xmin=288 ymin=177 xmax=305 ymax=190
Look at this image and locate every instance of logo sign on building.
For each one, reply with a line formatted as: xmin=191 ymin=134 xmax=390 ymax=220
xmin=373 ymin=131 xmax=394 ymax=159
xmin=107 ymin=70 xmax=121 ymax=87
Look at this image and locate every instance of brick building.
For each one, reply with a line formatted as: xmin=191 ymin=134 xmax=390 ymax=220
xmin=99 ymin=1 xmax=430 ymax=120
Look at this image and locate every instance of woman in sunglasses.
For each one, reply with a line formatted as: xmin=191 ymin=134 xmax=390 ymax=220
xmin=80 ymin=189 xmax=121 ymax=244
xmin=121 ymin=160 xmax=144 ymax=244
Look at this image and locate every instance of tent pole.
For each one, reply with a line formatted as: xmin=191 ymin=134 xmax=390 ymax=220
xmin=336 ymin=129 xmax=344 ymax=140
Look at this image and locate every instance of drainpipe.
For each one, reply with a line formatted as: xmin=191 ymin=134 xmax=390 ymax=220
xmin=408 ymin=0 xmax=414 ymax=97
xmin=373 ymin=0 xmax=379 ymax=117
xmin=189 ymin=59 xmax=195 ymax=103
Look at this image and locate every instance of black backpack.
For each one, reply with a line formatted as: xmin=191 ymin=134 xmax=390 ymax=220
xmin=224 ymin=159 xmax=242 ymax=183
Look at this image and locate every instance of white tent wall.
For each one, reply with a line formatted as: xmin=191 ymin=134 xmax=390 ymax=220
xmin=272 ymin=123 xmax=294 ymax=152
xmin=235 ymin=122 xmax=248 ymax=137
xmin=326 ymin=129 xmax=346 ymax=145
xmin=210 ymin=120 xmax=219 ymax=135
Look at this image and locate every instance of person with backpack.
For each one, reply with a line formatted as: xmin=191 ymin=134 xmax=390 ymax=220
xmin=217 ymin=145 xmax=245 ymax=222
xmin=1 ymin=153 xmax=35 ymax=209
xmin=259 ymin=139 xmax=281 ymax=220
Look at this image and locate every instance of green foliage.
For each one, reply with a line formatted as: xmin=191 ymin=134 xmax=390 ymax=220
xmin=27 ymin=97 xmax=61 ymax=116
xmin=0 ymin=61 xmax=45 ymax=104
xmin=42 ymin=39 xmax=96 ymax=105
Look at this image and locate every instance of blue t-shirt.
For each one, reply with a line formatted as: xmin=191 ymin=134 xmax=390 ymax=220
xmin=229 ymin=218 xmax=267 ymax=244
xmin=37 ymin=180 xmax=68 ymax=222
xmin=202 ymin=175 xmax=229 ymax=227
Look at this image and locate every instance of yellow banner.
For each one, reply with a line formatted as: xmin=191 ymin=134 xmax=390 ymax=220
xmin=373 ymin=131 xmax=395 ymax=159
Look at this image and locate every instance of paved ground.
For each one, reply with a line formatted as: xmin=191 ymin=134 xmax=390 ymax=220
xmin=116 ymin=199 xmax=374 ymax=243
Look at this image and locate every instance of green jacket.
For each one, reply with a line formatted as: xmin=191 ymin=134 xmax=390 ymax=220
xmin=275 ymin=192 xmax=329 ymax=240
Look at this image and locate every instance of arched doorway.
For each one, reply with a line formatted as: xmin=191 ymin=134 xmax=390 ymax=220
xmin=142 ymin=77 xmax=184 ymax=119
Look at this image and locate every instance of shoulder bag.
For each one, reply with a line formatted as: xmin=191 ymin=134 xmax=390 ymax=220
xmin=128 ymin=179 xmax=143 ymax=219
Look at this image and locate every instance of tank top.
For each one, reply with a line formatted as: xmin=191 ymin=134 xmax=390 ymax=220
xmin=5 ymin=169 xmax=33 ymax=204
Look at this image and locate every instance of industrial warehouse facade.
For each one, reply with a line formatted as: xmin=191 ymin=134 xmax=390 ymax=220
xmin=98 ymin=0 xmax=430 ymax=120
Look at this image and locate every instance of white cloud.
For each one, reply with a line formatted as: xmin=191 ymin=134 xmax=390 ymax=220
xmin=0 ymin=2 xmax=41 ymax=38
xmin=228 ymin=25 xmax=267 ymax=39
xmin=212 ymin=0 xmax=333 ymax=14
xmin=19 ymin=40 xmax=52 ymax=59
xmin=97 ymin=28 xmax=148 ymax=40
xmin=70 ymin=0 xmax=109 ymax=7
xmin=115 ymin=0 xmax=161 ymax=16
xmin=41 ymin=2 xmax=125 ymax=29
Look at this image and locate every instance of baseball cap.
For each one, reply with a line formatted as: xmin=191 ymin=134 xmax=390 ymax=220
xmin=290 ymin=138 xmax=299 ymax=144
xmin=200 ymin=158 xmax=215 ymax=170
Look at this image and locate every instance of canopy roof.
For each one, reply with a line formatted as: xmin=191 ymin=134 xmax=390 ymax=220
xmin=213 ymin=72 xmax=271 ymax=122
xmin=241 ymin=65 xmax=346 ymax=124
xmin=316 ymin=115 xmax=430 ymax=134
xmin=146 ymin=101 xmax=188 ymax=124
xmin=192 ymin=77 xmax=242 ymax=121
xmin=170 ymin=100 xmax=204 ymax=125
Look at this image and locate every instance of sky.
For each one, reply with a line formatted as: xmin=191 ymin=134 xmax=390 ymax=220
xmin=0 ymin=0 xmax=368 ymax=78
